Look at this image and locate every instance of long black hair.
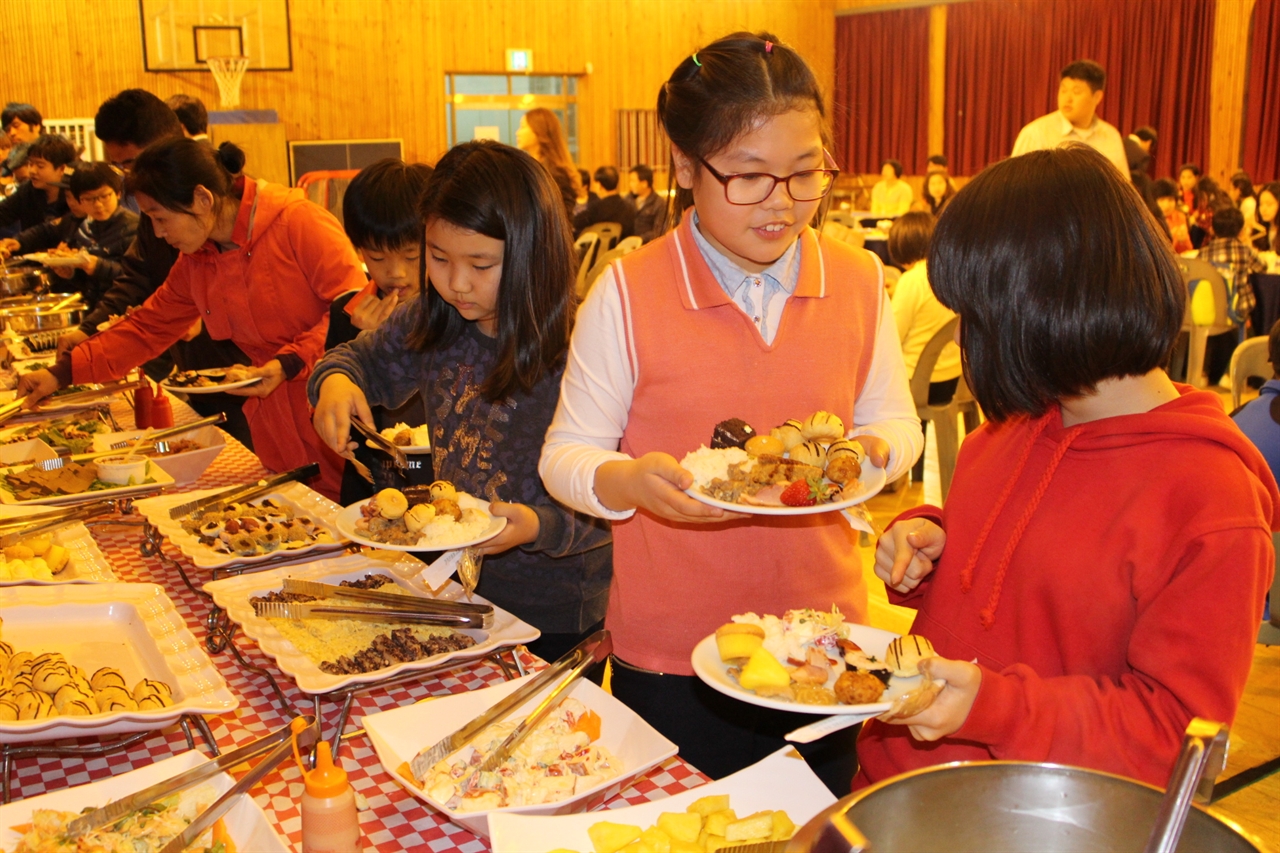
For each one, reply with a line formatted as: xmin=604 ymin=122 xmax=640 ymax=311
xmin=657 ymin=31 xmax=831 ymax=227
xmin=407 ymin=140 xmax=575 ymax=402
xmin=930 ymin=145 xmax=1183 ymax=423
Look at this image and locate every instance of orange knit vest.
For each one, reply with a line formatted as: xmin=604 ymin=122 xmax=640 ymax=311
xmin=608 ymin=213 xmax=883 ymax=673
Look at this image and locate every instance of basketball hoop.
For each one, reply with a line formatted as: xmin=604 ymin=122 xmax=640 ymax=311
xmin=206 ymin=56 xmax=250 ymax=108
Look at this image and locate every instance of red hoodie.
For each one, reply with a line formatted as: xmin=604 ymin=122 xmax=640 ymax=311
xmin=856 ymin=385 xmax=1278 ymax=789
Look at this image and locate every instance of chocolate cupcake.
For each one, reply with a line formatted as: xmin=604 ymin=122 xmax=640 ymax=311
xmin=710 ymin=418 xmax=757 ymax=450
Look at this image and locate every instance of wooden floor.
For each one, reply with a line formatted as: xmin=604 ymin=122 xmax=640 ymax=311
xmin=856 ymin=393 xmax=1280 ymax=848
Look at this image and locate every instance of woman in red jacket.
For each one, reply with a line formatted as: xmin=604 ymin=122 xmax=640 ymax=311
xmin=19 ymin=139 xmax=358 ymax=498
xmin=857 ymin=145 xmax=1278 ymax=790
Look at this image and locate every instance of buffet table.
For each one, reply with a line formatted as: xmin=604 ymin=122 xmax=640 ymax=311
xmin=5 ymin=396 xmax=708 ymax=852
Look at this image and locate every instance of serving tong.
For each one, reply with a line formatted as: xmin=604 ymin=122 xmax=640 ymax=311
xmin=410 ymin=629 xmax=611 ymax=777
xmin=64 ymin=715 xmax=319 ymax=842
xmin=281 ymin=577 xmax=493 ymax=621
xmin=33 ymin=377 xmax=143 ymax=410
xmin=252 ymin=598 xmax=489 ymax=629
xmin=0 ymin=501 xmax=114 ymax=547
xmin=106 ymin=412 xmax=227 ymax=450
xmin=167 ymin=462 xmax=320 ymax=519
xmin=349 ymin=418 xmax=408 ymax=470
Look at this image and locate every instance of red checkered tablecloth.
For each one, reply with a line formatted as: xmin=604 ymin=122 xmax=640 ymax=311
xmin=6 ymin=397 xmax=710 ymax=852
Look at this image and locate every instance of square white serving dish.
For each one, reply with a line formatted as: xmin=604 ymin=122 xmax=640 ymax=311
xmin=203 ymin=552 xmax=540 ymax=693
xmin=488 ymin=746 xmax=837 ymax=852
xmin=94 ymin=426 xmax=226 ymax=486
xmin=132 ymin=481 xmax=346 ymax=569
xmin=0 ymin=505 xmax=115 ymax=586
xmin=0 ymin=749 xmax=289 ymax=852
xmin=363 ymin=676 xmax=679 ymax=838
xmin=0 ymin=583 xmax=238 ymax=743
xmin=0 ymin=459 xmax=175 ymax=507
xmin=0 ymin=439 xmax=56 ymax=467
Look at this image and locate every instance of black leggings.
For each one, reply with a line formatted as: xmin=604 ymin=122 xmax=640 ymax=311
xmin=609 ymin=658 xmax=860 ymax=797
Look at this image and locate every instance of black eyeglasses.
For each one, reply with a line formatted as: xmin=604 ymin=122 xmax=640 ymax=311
xmin=698 ymin=156 xmax=839 ymax=205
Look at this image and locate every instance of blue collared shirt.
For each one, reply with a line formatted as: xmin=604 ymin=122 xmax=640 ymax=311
xmin=689 ymin=211 xmax=801 ymax=345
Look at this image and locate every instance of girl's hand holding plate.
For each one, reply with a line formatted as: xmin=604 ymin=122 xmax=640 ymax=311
xmin=879 ymin=656 xmax=981 ymax=742
xmin=223 ymin=360 xmax=285 ymax=398
xmin=596 ymin=451 xmax=748 ymax=524
xmin=472 ymin=500 xmax=540 ymax=556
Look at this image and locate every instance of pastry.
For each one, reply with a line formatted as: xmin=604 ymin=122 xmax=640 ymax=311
xmin=710 ymin=418 xmax=757 ymax=450
xmin=885 ymin=635 xmax=936 ymax=677
xmin=376 ymin=488 xmax=409 ymax=520
xmin=16 ymin=690 xmax=56 ymax=719
xmin=403 ymin=503 xmax=436 ymax=533
xmin=743 ymin=434 xmax=785 ymax=457
xmin=31 ymin=663 xmax=72 ymax=693
xmin=834 ymin=669 xmax=887 ymax=704
xmin=0 ymin=698 xmax=17 ymax=721
xmin=789 ymin=440 xmax=828 ymax=468
xmin=428 ymin=480 xmax=458 ymax=502
xmin=715 ymin=623 xmax=766 ymax=662
xmin=824 ymin=440 xmax=864 ymax=485
xmin=90 ymin=668 xmax=127 ymax=692
xmin=769 ymin=422 xmax=805 ymax=452
xmin=402 ymin=484 xmax=434 ymax=507
xmin=801 ymin=411 xmax=844 ymax=442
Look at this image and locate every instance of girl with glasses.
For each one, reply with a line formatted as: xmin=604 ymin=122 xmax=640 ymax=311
xmin=540 ymin=31 xmax=920 ymax=793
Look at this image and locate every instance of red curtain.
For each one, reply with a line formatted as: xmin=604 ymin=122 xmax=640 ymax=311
xmin=1244 ymin=0 xmax=1280 ymax=182
xmin=833 ymin=8 xmax=931 ymax=175
xmin=944 ymin=0 xmax=1216 ymax=178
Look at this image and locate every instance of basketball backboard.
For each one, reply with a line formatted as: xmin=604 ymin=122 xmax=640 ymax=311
xmin=139 ymin=0 xmax=292 ymax=71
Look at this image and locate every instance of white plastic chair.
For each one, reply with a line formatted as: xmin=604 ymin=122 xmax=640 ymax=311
xmin=579 ymin=239 xmax=644 ymax=298
xmin=1229 ymin=335 xmax=1271 ymax=410
xmin=582 ymin=222 xmax=622 ymax=252
xmin=573 ymin=232 xmax=601 ymax=297
xmin=1177 ymin=257 xmax=1234 ymax=388
xmin=614 ymin=235 xmax=643 ymax=254
xmin=908 ymin=316 xmax=979 ymax=499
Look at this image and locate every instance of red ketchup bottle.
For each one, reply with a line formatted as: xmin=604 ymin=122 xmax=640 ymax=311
xmin=133 ymin=379 xmax=153 ymax=429
xmin=149 ymin=390 xmax=174 ymax=429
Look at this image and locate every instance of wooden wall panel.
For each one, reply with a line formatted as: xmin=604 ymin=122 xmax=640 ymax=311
xmin=0 ymin=0 xmax=835 ymax=176
xmin=1207 ymin=0 xmax=1257 ymax=184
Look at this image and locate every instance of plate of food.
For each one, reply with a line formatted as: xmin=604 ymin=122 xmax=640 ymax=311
xmin=202 ymin=553 xmax=539 ymax=693
xmin=366 ymin=421 xmax=431 ymax=453
xmin=681 ymin=411 xmax=886 ymax=515
xmin=488 ymin=746 xmax=835 ymax=853
xmin=690 ymin=608 xmax=935 ymax=716
xmin=0 ymin=749 xmax=289 ymax=853
xmin=161 ymin=368 xmax=262 ymax=393
xmin=0 ymin=582 xmax=237 ymax=743
xmin=0 ymin=411 xmax=114 ymax=455
xmin=0 ymin=506 xmax=115 ymax=585
xmin=132 ymin=481 xmax=345 ymax=569
xmin=0 ymin=457 xmax=174 ymax=506
xmin=20 ymin=248 xmax=90 ymax=268
xmin=335 ymin=482 xmax=505 ymax=551
xmin=364 ymin=673 xmax=678 ymax=838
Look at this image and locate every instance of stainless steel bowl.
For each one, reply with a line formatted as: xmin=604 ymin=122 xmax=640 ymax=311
xmin=0 ymin=292 xmax=81 ymax=311
xmin=787 ymin=762 xmax=1266 ymax=853
xmin=0 ymin=302 xmax=85 ymax=334
xmin=0 ymin=269 xmax=49 ymax=297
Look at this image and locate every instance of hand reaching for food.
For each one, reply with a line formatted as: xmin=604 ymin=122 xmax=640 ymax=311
xmin=313 ymin=373 xmax=375 ymax=455
xmin=223 ymin=360 xmax=286 ymax=398
xmin=15 ymin=368 xmax=60 ymax=407
xmin=878 ymin=655 xmax=981 ymax=742
xmin=55 ymin=328 xmax=89 ymax=356
xmin=595 ymin=451 xmax=748 ymax=523
xmin=471 ymin=500 xmax=540 ymax=556
xmin=875 ymin=517 xmax=945 ymax=594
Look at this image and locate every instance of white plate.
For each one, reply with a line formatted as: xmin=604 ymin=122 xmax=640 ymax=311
xmin=489 ymin=746 xmax=836 ymax=853
xmin=0 ymin=459 xmax=175 ymax=506
xmin=0 ymin=750 xmax=289 ymax=852
xmin=365 ymin=439 xmax=432 ymax=454
xmin=685 ymin=462 xmax=886 ymax=515
xmin=20 ymin=251 xmax=88 ymax=268
xmin=203 ymin=553 xmax=539 ymax=693
xmin=363 ymin=676 xmax=678 ymax=838
xmin=0 ymin=505 xmax=116 ymax=585
xmin=0 ymin=411 xmax=113 ymax=454
xmin=132 ymin=481 xmax=346 ymax=569
xmin=93 ymin=426 xmax=227 ymax=486
xmin=160 ymin=369 xmax=263 ymax=393
xmin=0 ymin=583 xmax=238 ymax=742
xmin=690 ymin=622 xmax=913 ymax=716
xmin=334 ymin=492 xmax=505 ymax=551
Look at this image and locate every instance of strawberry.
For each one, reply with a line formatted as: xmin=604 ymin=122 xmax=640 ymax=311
xmin=780 ymin=475 xmax=825 ymax=507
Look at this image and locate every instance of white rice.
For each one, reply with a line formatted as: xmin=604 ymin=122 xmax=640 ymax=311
xmin=422 ymin=514 xmax=488 ymax=547
xmin=679 ymin=445 xmax=753 ymax=487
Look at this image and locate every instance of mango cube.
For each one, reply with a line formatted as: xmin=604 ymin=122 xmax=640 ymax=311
xmin=640 ymin=826 xmax=671 ymax=853
xmin=725 ymin=811 xmax=775 ymax=842
xmin=715 ymin=622 xmax=765 ymax=662
xmin=772 ymin=810 xmax=797 ymax=840
xmin=686 ymin=794 xmax=731 ymax=817
xmin=657 ymin=811 xmax=702 ymax=843
xmin=704 ymin=809 xmax=738 ymax=837
xmin=738 ymin=647 xmax=791 ymax=692
xmin=588 ymin=822 xmax=643 ymax=853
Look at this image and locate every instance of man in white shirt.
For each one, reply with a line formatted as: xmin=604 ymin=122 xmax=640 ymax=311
xmin=871 ymin=159 xmax=913 ymax=217
xmin=1011 ymin=60 xmax=1129 ymax=180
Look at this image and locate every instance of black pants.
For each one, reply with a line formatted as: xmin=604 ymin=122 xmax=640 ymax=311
xmin=609 ymin=659 xmax=860 ymax=797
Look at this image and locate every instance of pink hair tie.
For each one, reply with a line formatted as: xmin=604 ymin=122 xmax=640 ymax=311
xmin=764 ymin=41 xmax=774 ymax=54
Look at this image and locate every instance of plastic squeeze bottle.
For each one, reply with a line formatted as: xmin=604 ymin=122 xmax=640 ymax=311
xmin=133 ymin=379 xmax=152 ymax=428
xmin=299 ymin=740 xmax=361 ymax=853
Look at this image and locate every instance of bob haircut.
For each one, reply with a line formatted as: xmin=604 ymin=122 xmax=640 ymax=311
xmin=929 ymin=145 xmax=1183 ymax=423
xmin=888 ymin=211 xmax=934 ymax=267
xmin=25 ymin=134 xmax=77 ymax=168
xmin=657 ymin=31 xmax=830 ymax=227
xmin=126 ymin=139 xmax=245 ymax=212
xmin=342 ymin=158 xmax=434 ymax=252
xmin=407 ymin=140 xmax=575 ymax=403
xmin=68 ymin=162 xmax=123 ymax=198
xmin=95 ymin=90 xmax=184 ymax=147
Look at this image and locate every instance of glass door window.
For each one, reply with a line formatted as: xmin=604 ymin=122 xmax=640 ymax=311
xmin=445 ymin=74 xmax=579 ymax=160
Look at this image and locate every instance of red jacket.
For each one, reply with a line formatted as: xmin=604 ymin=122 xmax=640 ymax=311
xmin=856 ymin=386 xmax=1278 ymax=789
xmin=71 ymin=179 xmax=360 ymax=498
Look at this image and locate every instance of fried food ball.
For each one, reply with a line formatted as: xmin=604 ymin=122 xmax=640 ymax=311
xmin=376 ymin=488 xmax=409 ymax=520
xmin=432 ymin=498 xmax=462 ymax=522
xmin=834 ymin=670 xmax=888 ymax=705
xmin=403 ymin=503 xmax=437 ymax=533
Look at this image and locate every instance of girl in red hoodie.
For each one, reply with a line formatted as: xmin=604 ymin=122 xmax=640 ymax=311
xmin=856 ymin=145 xmax=1278 ymax=789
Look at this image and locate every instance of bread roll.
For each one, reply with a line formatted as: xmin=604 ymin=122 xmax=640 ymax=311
xmin=885 ymin=634 xmax=937 ymax=677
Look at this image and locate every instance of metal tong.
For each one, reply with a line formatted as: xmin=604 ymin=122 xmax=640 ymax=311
xmin=65 ymin=715 xmax=319 ymax=841
xmin=282 ymin=577 xmax=493 ymax=621
xmin=167 ymin=462 xmax=321 ymax=519
xmin=0 ymin=502 xmax=114 ymax=547
xmin=349 ymin=418 xmax=408 ymax=470
xmin=410 ymin=629 xmax=611 ymax=777
xmin=34 ymin=377 xmax=143 ymax=410
xmin=252 ymin=598 xmax=488 ymax=629
xmin=107 ymin=413 xmax=227 ymax=449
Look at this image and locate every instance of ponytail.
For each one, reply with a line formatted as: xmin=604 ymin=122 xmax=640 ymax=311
xmin=125 ymin=137 xmax=245 ymax=212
